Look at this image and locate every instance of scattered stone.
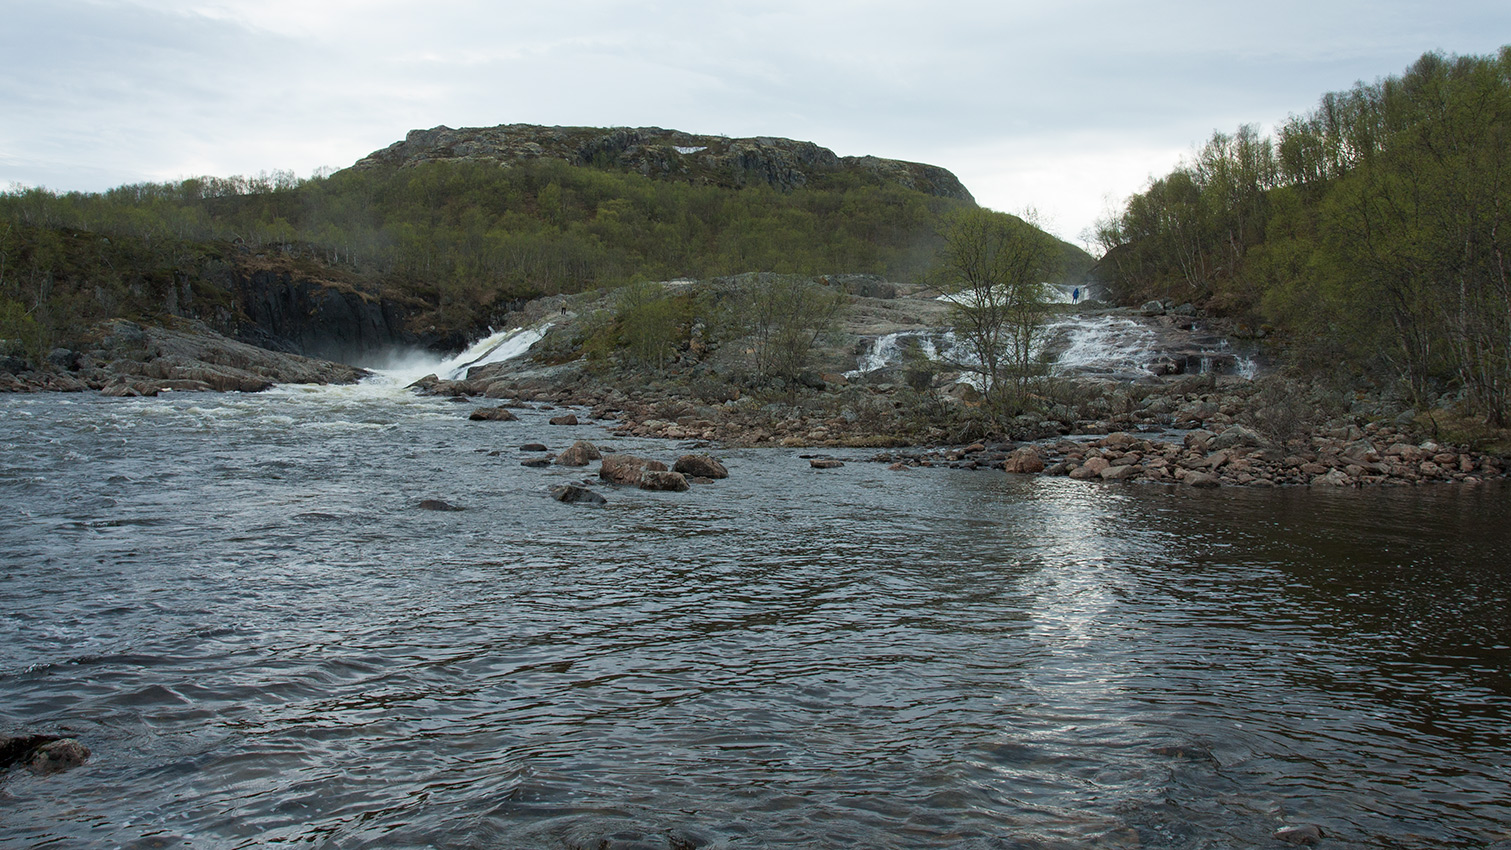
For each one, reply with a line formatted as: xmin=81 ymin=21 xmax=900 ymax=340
xmin=520 ymin=443 xmax=548 ymax=452
xmin=520 ymin=456 xmax=553 ymax=468
xmin=673 ymin=454 xmax=729 ymax=479
xmin=600 ymin=454 xmax=668 ymax=485
xmin=556 ymin=440 xmax=602 ymax=466
xmin=810 ymin=459 xmax=845 ymax=469
xmin=1274 ymin=824 xmax=1324 ymax=845
xmin=887 ymin=462 xmax=911 ymax=471
xmin=1003 ymin=447 xmax=1045 ymax=474
xmin=551 ymin=484 xmax=607 ymax=505
xmin=1184 ymin=472 xmax=1221 ymax=488
xmin=639 ymin=470 xmax=691 ymax=492
xmin=549 ymin=413 xmax=579 ymax=426
xmin=418 ymin=499 xmax=465 ymax=511
xmin=469 ymin=406 xmax=519 ymax=421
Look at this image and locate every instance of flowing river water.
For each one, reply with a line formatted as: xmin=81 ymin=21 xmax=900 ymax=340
xmin=2 ymin=378 xmax=1509 ymax=849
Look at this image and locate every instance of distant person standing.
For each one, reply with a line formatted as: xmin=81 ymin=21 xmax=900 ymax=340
xmin=1072 ymin=287 xmax=1080 ymax=303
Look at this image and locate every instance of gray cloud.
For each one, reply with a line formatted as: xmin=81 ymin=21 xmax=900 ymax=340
xmin=3 ymin=0 xmax=1508 ymax=239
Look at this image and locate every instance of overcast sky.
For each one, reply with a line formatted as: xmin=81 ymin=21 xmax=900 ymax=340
xmin=3 ymin=1 xmax=1508 ymax=245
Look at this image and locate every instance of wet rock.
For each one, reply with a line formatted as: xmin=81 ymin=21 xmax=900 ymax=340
xmin=639 ymin=470 xmax=691 ymax=492
xmin=887 ymin=462 xmax=911 ymax=471
xmin=556 ymin=440 xmax=602 ymax=466
xmin=549 ymin=413 xmax=579 ymax=426
xmin=520 ymin=443 xmax=548 ymax=452
xmin=1312 ymin=469 xmax=1354 ymax=487
xmin=1068 ymin=464 xmax=1100 ymax=480
xmin=809 ymin=459 xmax=845 ymax=469
xmin=418 ymin=499 xmax=465 ymax=511
xmin=1140 ymin=299 xmax=1166 ymax=316
xmin=551 ymin=484 xmax=607 ymax=505
xmin=26 ymin=738 xmax=90 ymax=776
xmin=1184 ymin=471 xmax=1221 ymax=488
xmin=469 ymin=406 xmax=519 ymax=421
xmin=1274 ymin=824 xmax=1324 ymax=845
xmin=520 ymin=456 xmax=553 ymax=468
xmin=1003 ymin=448 xmax=1045 ymax=474
xmin=1100 ymin=463 xmax=1142 ymax=481
xmin=1 ymin=735 xmax=89 ymax=776
xmin=600 ymin=454 xmax=668 ymax=485
xmin=673 ymin=454 xmax=729 ymax=479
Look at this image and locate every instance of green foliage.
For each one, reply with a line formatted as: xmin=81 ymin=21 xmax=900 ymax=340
xmin=614 ymin=281 xmax=686 ymax=371
xmin=937 ymin=208 xmax=1062 ymax=417
xmin=739 ymin=274 xmax=844 ymax=381
xmin=1101 ymin=47 xmax=1511 ymax=425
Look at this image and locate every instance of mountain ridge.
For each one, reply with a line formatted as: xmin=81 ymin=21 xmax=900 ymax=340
xmin=351 ymin=123 xmax=975 ymax=202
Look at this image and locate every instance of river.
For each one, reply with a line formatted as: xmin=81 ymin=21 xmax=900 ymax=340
xmin=2 ymin=384 xmax=1509 ymax=849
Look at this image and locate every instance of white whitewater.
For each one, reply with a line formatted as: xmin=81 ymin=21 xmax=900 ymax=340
xmin=848 ymin=314 xmax=1250 ymax=381
xmin=367 ymin=325 xmax=550 ymax=388
xmin=265 ymin=325 xmax=551 ymax=404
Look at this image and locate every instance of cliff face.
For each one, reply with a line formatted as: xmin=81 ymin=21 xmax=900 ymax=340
xmin=351 ymin=124 xmax=975 ymax=202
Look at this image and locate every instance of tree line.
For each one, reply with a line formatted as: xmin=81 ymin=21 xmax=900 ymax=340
xmin=1097 ymin=48 xmax=1511 ymax=424
xmin=1 ymin=156 xmax=1004 ymax=358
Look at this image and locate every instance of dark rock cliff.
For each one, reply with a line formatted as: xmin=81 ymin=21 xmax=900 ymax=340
xmin=230 ymin=270 xmax=429 ymax=362
xmin=351 ymin=124 xmax=975 ymax=203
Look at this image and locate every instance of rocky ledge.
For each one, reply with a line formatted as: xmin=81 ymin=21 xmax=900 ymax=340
xmin=0 ymin=318 xmax=367 ymax=395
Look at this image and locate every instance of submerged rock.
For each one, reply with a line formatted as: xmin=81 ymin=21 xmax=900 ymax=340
xmin=418 ymin=499 xmax=465 ymax=511
xmin=26 ymin=739 xmax=91 ymax=776
xmin=469 ymin=406 xmax=519 ymax=421
xmin=551 ymin=484 xmax=607 ymax=505
xmin=638 ymin=470 xmax=691 ymax=492
xmin=809 ymin=459 xmax=845 ymax=469
xmin=0 ymin=735 xmax=89 ymax=776
xmin=1274 ymin=824 xmax=1324 ymax=845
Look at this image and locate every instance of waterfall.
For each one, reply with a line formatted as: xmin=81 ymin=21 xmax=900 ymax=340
xmin=360 ymin=325 xmax=550 ymax=388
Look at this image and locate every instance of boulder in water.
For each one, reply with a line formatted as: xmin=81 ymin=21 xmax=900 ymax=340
xmin=1003 ymin=448 xmax=1044 ymax=474
xmin=600 ymin=454 xmax=668 ymax=485
xmin=1183 ymin=471 xmax=1221 ymax=488
xmin=551 ymin=484 xmax=607 ymax=505
xmin=809 ymin=459 xmax=845 ymax=469
xmin=639 ymin=470 xmax=691 ymax=492
xmin=673 ymin=454 xmax=729 ymax=479
xmin=1274 ymin=824 xmax=1324 ymax=845
xmin=26 ymin=738 xmax=90 ymax=776
xmin=418 ymin=499 xmax=465 ymax=511
xmin=1 ymin=735 xmax=89 ymax=776
xmin=549 ymin=413 xmax=579 ymax=426
xmin=469 ymin=406 xmax=519 ymax=421
xmin=556 ymin=440 xmax=602 ymax=466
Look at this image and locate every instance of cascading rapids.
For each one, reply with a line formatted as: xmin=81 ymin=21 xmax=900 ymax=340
xmin=362 ymin=325 xmax=551 ymax=389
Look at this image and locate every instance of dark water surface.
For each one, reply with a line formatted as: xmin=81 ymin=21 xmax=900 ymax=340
xmin=2 ymin=388 xmax=1509 ymax=849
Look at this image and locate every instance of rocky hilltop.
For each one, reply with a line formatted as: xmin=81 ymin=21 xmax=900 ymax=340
xmin=351 ymin=124 xmax=975 ymax=201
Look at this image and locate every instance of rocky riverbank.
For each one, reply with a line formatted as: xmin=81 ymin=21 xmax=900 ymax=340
xmin=430 ymin=360 xmax=1511 ymax=488
xmin=0 ymin=317 xmax=367 ymax=395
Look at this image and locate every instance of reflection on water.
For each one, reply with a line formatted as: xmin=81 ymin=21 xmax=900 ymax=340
xmin=1 ymin=391 xmax=1509 ymax=849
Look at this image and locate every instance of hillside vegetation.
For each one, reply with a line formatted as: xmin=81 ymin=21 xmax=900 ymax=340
xmin=0 ymin=126 xmax=1092 ymax=364
xmin=1096 ymin=48 xmax=1511 ymax=424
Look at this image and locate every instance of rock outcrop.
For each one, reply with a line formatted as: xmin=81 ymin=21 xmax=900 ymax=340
xmin=352 ymin=124 xmax=974 ymax=202
xmin=1 ymin=318 xmax=367 ymax=395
